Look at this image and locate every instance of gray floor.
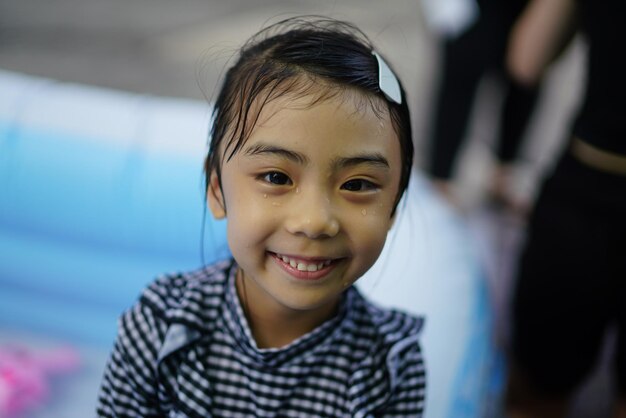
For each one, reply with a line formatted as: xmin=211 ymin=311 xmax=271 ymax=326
xmin=0 ymin=1 xmax=615 ymax=416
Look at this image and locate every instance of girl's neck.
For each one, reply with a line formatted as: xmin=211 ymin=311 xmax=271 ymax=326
xmin=235 ymin=270 xmax=340 ymax=349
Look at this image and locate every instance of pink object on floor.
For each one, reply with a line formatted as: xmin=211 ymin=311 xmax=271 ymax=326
xmin=0 ymin=345 xmax=80 ymax=417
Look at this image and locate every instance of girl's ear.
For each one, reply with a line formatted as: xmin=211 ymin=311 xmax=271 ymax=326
xmin=207 ymin=171 xmax=226 ymax=219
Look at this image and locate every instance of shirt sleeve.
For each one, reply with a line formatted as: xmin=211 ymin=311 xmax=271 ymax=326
xmin=96 ymin=302 xmax=166 ymax=417
xmin=378 ymin=337 xmax=426 ymax=417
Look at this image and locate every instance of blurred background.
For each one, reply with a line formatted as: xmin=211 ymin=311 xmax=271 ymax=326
xmin=0 ymin=0 xmax=585 ymax=201
xmin=0 ymin=0 xmax=607 ymax=417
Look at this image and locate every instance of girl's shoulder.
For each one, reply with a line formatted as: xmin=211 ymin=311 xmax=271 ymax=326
xmin=136 ymin=258 xmax=235 ymax=325
xmin=342 ymin=289 xmax=426 ymax=409
xmin=350 ymin=287 xmax=425 ymax=347
xmin=111 ymin=259 xmax=235 ymax=372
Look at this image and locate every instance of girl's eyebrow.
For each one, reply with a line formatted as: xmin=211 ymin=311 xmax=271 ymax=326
xmin=243 ymin=141 xmax=389 ymax=170
xmin=244 ymin=142 xmax=307 ymax=164
xmin=331 ymin=154 xmax=390 ymax=170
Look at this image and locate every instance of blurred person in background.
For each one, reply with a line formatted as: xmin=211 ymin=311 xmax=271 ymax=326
xmin=423 ymin=0 xmax=541 ymax=212
xmin=505 ymin=0 xmax=626 ymax=416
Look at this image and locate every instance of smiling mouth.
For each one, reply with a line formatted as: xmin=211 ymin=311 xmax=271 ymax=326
xmin=272 ymin=252 xmax=334 ymax=272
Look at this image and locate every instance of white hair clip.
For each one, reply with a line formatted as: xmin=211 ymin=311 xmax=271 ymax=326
xmin=373 ymin=51 xmax=402 ymax=105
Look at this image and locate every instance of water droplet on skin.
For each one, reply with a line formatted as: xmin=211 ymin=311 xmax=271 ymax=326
xmin=295 ymin=187 xmax=300 ymax=194
xmin=272 ymin=202 xmax=281 ymax=207
xmin=263 ymin=194 xmax=268 ymax=198
xmin=361 ymin=209 xmax=367 ymax=216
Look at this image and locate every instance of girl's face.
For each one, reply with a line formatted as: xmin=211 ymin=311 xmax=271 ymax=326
xmin=208 ymin=92 xmax=402 ymax=322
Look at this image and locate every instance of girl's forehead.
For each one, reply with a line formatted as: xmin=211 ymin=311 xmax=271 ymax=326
xmin=219 ymin=83 xmax=397 ymax=164
xmin=243 ymin=94 xmax=400 ymax=159
xmin=254 ymin=89 xmax=390 ymax=129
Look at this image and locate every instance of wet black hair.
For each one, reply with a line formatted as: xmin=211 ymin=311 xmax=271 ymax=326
xmin=204 ymin=16 xmax=413 ymax=215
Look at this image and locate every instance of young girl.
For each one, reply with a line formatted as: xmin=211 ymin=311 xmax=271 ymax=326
xmin=97 ymin=17 xmax=426 ymax=417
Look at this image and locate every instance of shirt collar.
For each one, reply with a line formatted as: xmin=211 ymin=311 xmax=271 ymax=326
xmin=223 ymin=260 xmax=355 ymax=367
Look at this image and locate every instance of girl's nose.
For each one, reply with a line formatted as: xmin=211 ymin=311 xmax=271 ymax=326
xmin=284 ymin=189 xmax=340 ymax=239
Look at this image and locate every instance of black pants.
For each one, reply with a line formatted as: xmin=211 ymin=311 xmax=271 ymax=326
xmin=428 ymin=0 xmax=539 ymax=179
xmin=511 ymin=150 xmax=626 ymax=396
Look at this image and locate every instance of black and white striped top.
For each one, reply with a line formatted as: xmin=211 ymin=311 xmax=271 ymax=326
xmin=97 ymin=259 xmax=426 ymax=417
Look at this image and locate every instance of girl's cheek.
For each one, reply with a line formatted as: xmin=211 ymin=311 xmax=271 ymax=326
xmin=347 ymin=205 xmax=392 ymax=230
xmin=363 ymin=202 xmax=397 ymax=235
xmin=362 ymin=196 xmax=395 ymax=218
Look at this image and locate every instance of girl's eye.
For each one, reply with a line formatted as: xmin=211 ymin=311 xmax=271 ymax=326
xmin=261 ymin=172 xmax=292 ymax=185
xmin=341 ymin=179 xmax=378 ymax=192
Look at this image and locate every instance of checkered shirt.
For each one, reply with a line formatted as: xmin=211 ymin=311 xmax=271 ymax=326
xmin=97 ymin=259 xmax=426 ymax=417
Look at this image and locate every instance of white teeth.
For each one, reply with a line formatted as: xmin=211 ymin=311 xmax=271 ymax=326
xmin=275 ymin=253 xmax=332 ymax=272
